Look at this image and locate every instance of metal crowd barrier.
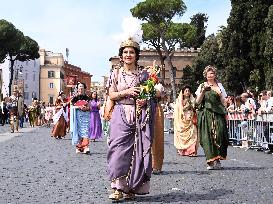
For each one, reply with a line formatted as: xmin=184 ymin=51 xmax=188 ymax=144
xmin=228 ymin=113 xmax=273 ymax=149
xmin=163 ymin=111 xmax=273 ymax=149
xmin=164 ymin=112 xmax=174 ymax=133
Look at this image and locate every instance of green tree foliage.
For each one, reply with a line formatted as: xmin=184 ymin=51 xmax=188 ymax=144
xmin=179 ymin=65 xmax=195 ymax=90
xmin=193 ymin=1 xmax=273 ymax=94
xmin=131 ymin=0 xmax=196 ymax=101
xmin=220 ymin=0 xmax=273 ymax=94
xmin=0 ymin=19 xmax=39 ymax=95
xmin=142 ymin=22 xmax=196 ymax=80
xmin=0 ymin=50 xmax=5 ymax=63
xmin=192 ymin=34 xmax=224 ymax=89
xmin=264 ymin=5 xmax=273 ymax=90
xmin=190 ymin=13 xmax=208 ymax=49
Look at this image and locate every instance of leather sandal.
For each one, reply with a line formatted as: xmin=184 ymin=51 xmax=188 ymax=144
xmin=109 ymin=190 xmax=123 ymax=200
xmin=124 ymin=193 xmax=135 ymax=200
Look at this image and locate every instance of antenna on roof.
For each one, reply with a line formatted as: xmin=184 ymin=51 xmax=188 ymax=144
xmin=66 ymin=48 xmax=69 ymax=63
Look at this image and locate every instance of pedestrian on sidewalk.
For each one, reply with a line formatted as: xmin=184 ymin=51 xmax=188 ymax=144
xmin=39 ymin=102 xmax=46 ymax=126
xmin=28 ymin=100 xmax=37 ymax=127
xmin=0 ymin=100 xmax=3 ymax=126
xmin=151 ymin=82 xmax=165 ymax=174
xmin=1 ymin=100 xmax=8 ymax=126
xmin=51 ymin=92 xmax=68 ymax=139
xmin=89 ymin=91 xmax=102 ymax=142
xmin=45 ymin=103 xmax=54 ymax=128
xmin=106 ymin=36 xmax=155 ymax=201
xmin=35 ymin=100 xmax=41 ymax=126
xmin=7 ymin=86 xmax=19 ymax=133
xmin=195 ymin=65 xmax=228 ymax=170
xmin=18 ymin=93 xmax=24 ymax=128
xmin=70 ymin=83 xmax=91 ymax=154
xmin=174 ymin=85 xmax=198 ymax=157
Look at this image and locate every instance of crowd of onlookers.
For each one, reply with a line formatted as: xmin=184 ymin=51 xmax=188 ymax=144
xmin=226 ymin=89 xmax=273 ymax=116
xmin=0 ymin=97 xmax=54 ymax=129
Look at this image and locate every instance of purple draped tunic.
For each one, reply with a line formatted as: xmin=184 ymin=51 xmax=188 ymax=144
xmin=89 ymin=100 xmax=102 ymax=140
xmin=107 ymin=67 xmax=154 ymax=194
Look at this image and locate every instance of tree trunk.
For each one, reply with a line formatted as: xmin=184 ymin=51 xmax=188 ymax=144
xmin=161 ymin=42 xmax=176 ymax=102
xmin=156 ymin=49 xmax=166 ymax=80
xmin=165 ymin=56 xmax=176 ymax=102
xmin=160 ymin=57 xmax=165 ymax=80
xmin=8 ymin=55 xmax=15 ymax=96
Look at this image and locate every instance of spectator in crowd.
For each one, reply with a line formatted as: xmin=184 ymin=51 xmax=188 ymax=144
xmin=234 ymin=96 xmax=243 ymax=113
xmin=227 ymin=96 xmax=235 ymax=113
xmin=240 ymin=93 xmax=255 ymax=115
xmin=265 ymin=90 xmax=273 ymax=112
xmin=257 ymin=90 xmax=268 ymax=115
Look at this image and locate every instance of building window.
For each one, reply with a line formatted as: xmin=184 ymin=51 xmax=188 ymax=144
xmin=24 ymin=92 xmax=29 ymax=100
xmin=49 ymin=83 xmax=54 ymax=89
xmin=25 ymin=73 xmax=28 ymax=80
xmin=60 ymin=72 xmax=64 ymax=79
xmin=25 ymin=84 xmax=28 ymax=89
xmin=32 ymin=91 xmax=37 ymax=99
xmin=48 ymin=71 xmax=55 ymax=78
xmin=49 ymin=96 xmax=54 ymax=105
xmin=173 ymin=67 xmax=177 ymax=78
xmin=33 ymin=73 xmax=35 ymax=81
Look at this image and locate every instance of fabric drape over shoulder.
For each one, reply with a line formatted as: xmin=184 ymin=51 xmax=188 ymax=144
xmin=107 ymin=67 xmax=155 ymax=195
xmin=195 ymin=83 xmax=229 ymax=163
xmin=174 ymin=91 xmax=198 ymax=155
xmin=70 ymin=94 xmax=90 ymax=145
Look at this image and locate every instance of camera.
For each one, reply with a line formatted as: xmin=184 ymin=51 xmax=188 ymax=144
xmin=204 ymin=86 xmax=211 ymax=91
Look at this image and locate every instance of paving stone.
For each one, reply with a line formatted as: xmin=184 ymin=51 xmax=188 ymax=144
xmin=0 ymin=127 xmax=272 ymax=203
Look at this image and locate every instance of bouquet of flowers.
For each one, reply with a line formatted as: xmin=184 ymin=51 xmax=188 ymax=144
xmin=138 ymin=60 xmax=160 ymax=100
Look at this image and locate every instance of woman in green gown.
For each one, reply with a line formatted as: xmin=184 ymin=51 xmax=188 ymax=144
xmin=195 ymin=65 xmax=228 ymax=170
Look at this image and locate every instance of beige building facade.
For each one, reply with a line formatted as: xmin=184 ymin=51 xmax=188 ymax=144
xmin=109 ymin=47 xmax=200 ymax=97
xmin=39 ymin=49 xmax=65 ymax=105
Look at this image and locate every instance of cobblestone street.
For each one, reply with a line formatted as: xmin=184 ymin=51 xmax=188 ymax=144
xmin=0 ymin=126 xmax=272 ymax=204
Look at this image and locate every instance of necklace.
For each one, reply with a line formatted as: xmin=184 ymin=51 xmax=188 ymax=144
xmin=121 ymin=67 xmax=140 ymax=88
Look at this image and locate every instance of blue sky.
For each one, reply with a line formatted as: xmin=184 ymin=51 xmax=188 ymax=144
xmin=0 ymin=0 xmax=231 ymax=81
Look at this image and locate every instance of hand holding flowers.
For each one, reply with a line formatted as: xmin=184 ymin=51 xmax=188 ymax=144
xmin=138 ymin=60 xmax=160 ymax=100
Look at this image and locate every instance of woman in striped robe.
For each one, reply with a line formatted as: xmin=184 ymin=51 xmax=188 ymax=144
xmin=70 ymin=82 xmax=91 ymax=154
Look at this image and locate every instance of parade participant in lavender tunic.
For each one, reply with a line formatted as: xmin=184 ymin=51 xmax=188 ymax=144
xmin=107 ymin=35 xmax=155 ymax=200
xmin=196 ymin=65 xmax=228 ymax=170
xmin=70 ymin=82 xmax=91 ymax=154
xmin=89 ymin=91 xmax=102 ymax=141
